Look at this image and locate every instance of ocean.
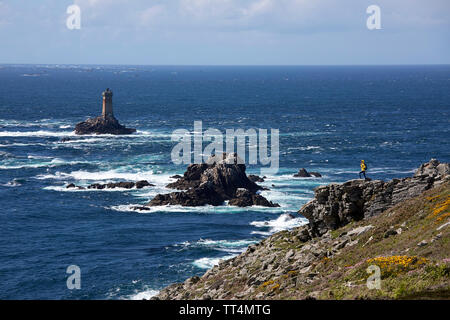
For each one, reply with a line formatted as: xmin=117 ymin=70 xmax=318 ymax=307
xmin=0 ymin=65 xmax=449 ymax=299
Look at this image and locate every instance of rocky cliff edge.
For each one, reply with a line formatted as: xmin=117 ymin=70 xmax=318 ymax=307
xmin=154 ymin=159 xmax=449 ymax=300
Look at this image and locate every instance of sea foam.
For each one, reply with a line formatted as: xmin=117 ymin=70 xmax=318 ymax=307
xmin=250 ymin=213 xmax=308 ymax=235
xmin=192 ymin=254 xmax=237 ymax=269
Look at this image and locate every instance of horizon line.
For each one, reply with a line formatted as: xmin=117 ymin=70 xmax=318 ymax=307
xmin=1 ymin=63 xmax=450 ymax=68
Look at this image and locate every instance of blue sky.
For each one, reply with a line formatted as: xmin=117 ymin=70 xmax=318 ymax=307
xmin=0 ymin=0 xmax=449 ymax=65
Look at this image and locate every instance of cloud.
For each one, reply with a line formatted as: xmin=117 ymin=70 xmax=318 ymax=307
xmin=0 ymin=0 xmax=448 ymax=64
xmin=139 ymin=5 xmax=166 ymax=26
xmin=60 ymin=0 xmax=450 ymax=34
xmin=0 ymin=1 xmax=11 ymax=26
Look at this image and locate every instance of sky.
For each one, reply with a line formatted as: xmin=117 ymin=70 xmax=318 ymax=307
xmin=0 ymin=0 xmax=449 ymax=65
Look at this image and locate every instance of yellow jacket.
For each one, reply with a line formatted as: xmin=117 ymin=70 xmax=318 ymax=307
xmin=361 ymin=162 xmax=367 ymax=171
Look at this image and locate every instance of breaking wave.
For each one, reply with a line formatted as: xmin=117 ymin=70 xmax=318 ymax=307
xmin=250 ymin=213 xmax=307 ymax=235
xmin=192 ymin=255 xmax=237 ymax=269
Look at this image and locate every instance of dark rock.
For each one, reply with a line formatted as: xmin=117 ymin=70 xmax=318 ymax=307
xmin=248 ymin=175 xmax=265 ymax=183
xmin=149 ymin=181 xmax=224 ymax=207
xmin=130 ymin=206 xmax=151 ymax=211
xmin=294 ymin=168 xmax=311 ymax=177
xmin=149 ymin=153 xmax=278 ymax=208
xmin=74 ymin=180 xmax=154 ymax=190
xmin=296 ymin=226 xmax=313 ymax=242
xmin=88 ymin=183 xmax=106 ymax=190
xmin=310 ymin=172 xmax=322 ymax=177
xmin=170 ymin=175 xmax=183 ymax=179
xmin=75 ymin=115 xmax=136 ymax=135
xmin=107 ymin=182 xmax=135 ymax=189
xmin=228 ymin=188 xmax=280 ymax=208
xmin=66 ymin=183 xmax=76 ymax=189
xmin=136 ymin=180 xmax=153 ymax=189
xmin=384 ymin=229 xmax=398 ymax=238
xmin=166 ymin=163 xmax=210 ymax=190
xmin=294 ymin=168 xmax=322 ymax=178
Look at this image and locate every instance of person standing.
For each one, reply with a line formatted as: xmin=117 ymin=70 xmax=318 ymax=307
xmin=359 ymin=160 xmax=367 ymax=179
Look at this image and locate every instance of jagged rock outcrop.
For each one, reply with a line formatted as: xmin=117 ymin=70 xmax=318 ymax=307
xmin=299 ymin=159 xmax=449 ymax=237
xmin=75 ymin=116 xmax=136 ymax=135
xmin=229 ymin=188 xmax=279 ymax=207
xmin=148 ymin=153 xmax=279 ymax=207
xmin=294 ymin=168 xmax=322 ymax=178
xmin=148 ymin=181 xmax=224 ymax=207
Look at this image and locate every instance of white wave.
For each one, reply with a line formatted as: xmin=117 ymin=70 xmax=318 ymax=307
xmin=27 ymin=155 xmax=52 ymax=159
xmin=0 ymin=130 xmax=75 ymax=137
xmin=43 ymin=186 xmax=149 ymax=193
xmin=0 ymin=119 xmax=71 ymax=128
xmin=250 ymin=231 xmax=272 ymax=236
xmin=175 ymin=238 xmax=258 ymax=254
xmin=0 ymin=142 xmax=49 ymax=148
xmin=250 ymin=213 xmax=307 ymax=235
xmin=260 ymin=189 xmax=312 ymax=202
xmin=56 ymin=137 xmax=108 ymax=144
xmin=0 ymin=158 xmax=87 ymax=170
xmin=109 ymin=204 xmax=149 ymax=212
xmin=287 ymin=146 xmax=322 ymax=151
xmin=261 ymin=174 xmax=327 ymax=183
xmin=127 ymin=288 xmax=159 ymax=300
xmin=37 ymin=169 xmax=171 ymax=184
xmin=193 ymin=255 xmax=237 ymax=269
xmin=109 ymin=203 xmax=286 ymax=214
xmin=197 ymin=239 xmax=257 ymax=248
xmin=1 ymin=179 xmax=22 ymax=187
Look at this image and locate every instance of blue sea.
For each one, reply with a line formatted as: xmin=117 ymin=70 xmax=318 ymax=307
xmin=0 ymin=65 xmax=449 ymax=299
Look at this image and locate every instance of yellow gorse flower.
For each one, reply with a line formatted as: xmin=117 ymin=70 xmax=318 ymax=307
xmin=366 ymin=256 xmax=428 ymax=276
xmin=430 ymin=197 xmax=450 ymax=221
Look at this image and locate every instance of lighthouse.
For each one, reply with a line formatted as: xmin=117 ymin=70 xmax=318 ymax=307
xmin=102 ymin=88 xmax=114 ymax=118
xmin=75 ymin=88 xmax=136 ymax=135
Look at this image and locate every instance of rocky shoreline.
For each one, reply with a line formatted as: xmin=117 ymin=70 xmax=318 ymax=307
xmin=154 ymin=159 xmax=450 ymax=300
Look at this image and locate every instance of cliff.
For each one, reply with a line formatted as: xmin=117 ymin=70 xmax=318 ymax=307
xmin=154 ymin=160 xmax=450 ymax=300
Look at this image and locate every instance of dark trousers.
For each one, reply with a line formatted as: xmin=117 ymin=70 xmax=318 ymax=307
xmin=359 ymin=171 xmax=366 ymax=179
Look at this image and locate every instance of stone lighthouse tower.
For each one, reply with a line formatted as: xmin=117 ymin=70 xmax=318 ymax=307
xmin=102 ymin=88 xmax=114 ymax=118
xmin=75 ymin=88 xmax=136 ymax=135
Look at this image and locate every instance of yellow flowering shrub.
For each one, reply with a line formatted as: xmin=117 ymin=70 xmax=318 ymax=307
xmin=270 ymin=283 xmax=280 ymax=291
xmin=366 ymin=256 xmax=428 ymax=277
xmin=426 ymin=195 xmax=440 ymax=201
xmin=261 ymin=280 xmax=274 ymax=287
xmin=429 ymin=197 xmax=450 ymax=222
